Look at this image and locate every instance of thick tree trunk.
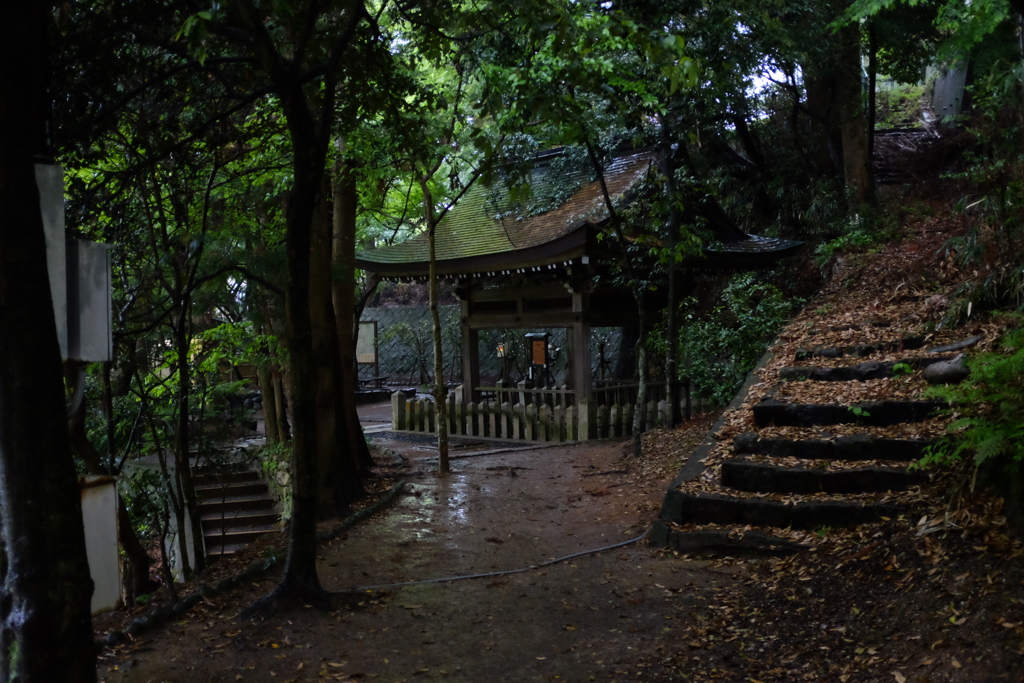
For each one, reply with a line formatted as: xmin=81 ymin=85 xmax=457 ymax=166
xmin=867 ymin=21 xmax=878 ymax=161
xmin=235 ymin=74 xmax=330 ymax=610
xmin=310 ymin=179 xmax=364 ymax=516
xmin=274 ymin=123 xmax=329 ymax=605
xmin=331 ymin=150 xmax=374 ymax=473
xmin=0 ymin=4 xmax=97 ymax=677
xmin=801 ymin=69 xmax=843 ymax=181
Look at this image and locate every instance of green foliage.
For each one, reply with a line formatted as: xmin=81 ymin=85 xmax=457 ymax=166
xmin=937 ymin=56 xmax=1024 ymax=324
xmin=814 ymin=209 xmax=901 ymax=275
xmin=256 ymin=442 xmax=292 ymax=523
xmin=920 ymin=320 xmax=1024 ymax=469
xmin=119 ymin=467 xmax=168 ymax=544
xmin=675 ymin=274 xmax=801 ymax=407
xmin=874 ymin=84 xmax=926 ymax=129
xmin=892 ymin=362 xmax=913 ymax=377
xmin=848 ymin=405 xmax=871 ymax=418
xmin=843 ymin=0 xmax=1009 ymax=65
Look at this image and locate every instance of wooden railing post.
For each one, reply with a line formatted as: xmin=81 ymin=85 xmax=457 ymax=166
xmin=453 ymin=384 xmax=465 ymax=435
xmin=517 ymin=379 xmax=531 ymax=407
xmin=391 ymin=390 xmax=406 ymax=431
xmin=578 ymin=398 xmax=597 ymax=441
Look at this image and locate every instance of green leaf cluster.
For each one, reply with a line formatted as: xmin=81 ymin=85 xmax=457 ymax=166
xmin=672 ymin=273 xmax=802 ymax=407
xmin=921 ymin=320 xmax=1024 ymax=469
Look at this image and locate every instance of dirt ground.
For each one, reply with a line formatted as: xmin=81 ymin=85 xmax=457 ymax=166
xmin=94 ymin=193 xmax=1024 ymax=682
xmin=97 ymin=414 xmax=735 ymax=683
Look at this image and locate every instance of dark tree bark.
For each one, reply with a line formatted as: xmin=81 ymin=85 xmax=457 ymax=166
xmin=0 ymin=3 xmax=97 ymax=679
xmin=230 ymin=0 xmax=367 ymax=612
xmin=658 ymin=139 xmax=682 ymax=427
xmin=867 ymin=21 xmax=878 ymax=161
xmin=272 ymin=368 xmax=291 ymax=442
xmin=421 ymin=180 xmax=450 ymax=473
xmin=837 ymin=21 xmax=874 ymax=208
xmin=171 ymin=308 xmax=203 ymax=577
xmin=801 ymin=69 xmax=842 ymax=180
xmin=257 ymin=359 xmax=281 ymax=445
xmin=331 ymin=150 xmax=375 ymax=474
xmin=311 ymin=177 xmax=364 ymax=516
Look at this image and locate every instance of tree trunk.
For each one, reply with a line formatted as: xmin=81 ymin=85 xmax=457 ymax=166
xmin=631 ymin=290 xmax=649 ymax=458
xmin=237 ymin=74 xmax=329 ymax=610
xmin=838 ymin=21 xmax=874 ymax=208
xmin=0 ymin=4 xmax=96 ymax=676
xmin=274 ymin=116 xmax=329 ymax=605
xmin=867 ymin=21 xmax=878 ymax=161
xmin=802 ymin=69 xmax=843 ymax=182
xmin=172 ymin=312 xmax=204 ymax=576
xmin=272 ymin=368 xmax=291 ymax=442
xmin=310 ymin=177 xmax=363 ymax=516
xmin=429 ymin=217 xmax=450 ymax=473
xmin=257 ymin=360 xmax=281 ymax=445
xmin=422 ymin=181 xmax=450 ymax=472
xmin=331 ymin=148 xmax=374 ymax=473
xmin=659 ymin=141 xmax=682 ymax=427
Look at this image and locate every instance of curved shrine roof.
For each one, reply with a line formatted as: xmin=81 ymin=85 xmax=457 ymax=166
xmin=356 ymin=148 xmax=802 ymax=279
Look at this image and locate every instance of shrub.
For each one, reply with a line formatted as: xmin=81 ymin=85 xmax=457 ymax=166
xmin=677 ymin=274 xmax=801 ymax=407
xmin=920 ymin=319 xmax=1024 ymax=469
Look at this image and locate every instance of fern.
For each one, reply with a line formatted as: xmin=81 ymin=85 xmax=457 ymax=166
xmin=921 ymin=317 xmax=1024 ymax=469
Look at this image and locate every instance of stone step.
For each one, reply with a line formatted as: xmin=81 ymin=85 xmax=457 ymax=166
xmin=203 ymin=527 xmax=274 ymax=553
xmin=197 ymin=496 xmax=276 ymax=516
xmin=794 ymin=335 xmax=925 ymax=361
xmin=192 ymin=469 xmax=261 ymax=487
xmin=779 ymin=356 xmax=952 ymax=382
xmin=196 ymin=481 xmax=269 ymax=500
xmin=733 ymin=432 xmax=936 ymax=461
xmin=720 ymin=457 xmax=928 ymax=494
xmin=753 ymin=399 xmax=945 ymax=428
xmin=648 ymin=521 xmax=809 ymax=557
xmin=200 ymin=510 xmax=280 ymax=530
xmin=660 ymin=489 xmax=904 ymax=530
xmin=204 ymin=541 xmax=251 ymax=558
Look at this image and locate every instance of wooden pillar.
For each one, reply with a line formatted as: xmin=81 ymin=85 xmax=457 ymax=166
xmin=461 ymin=299 xmax=480 ymax=405
xmin=571 ymin=290 xmax=592 ymax=404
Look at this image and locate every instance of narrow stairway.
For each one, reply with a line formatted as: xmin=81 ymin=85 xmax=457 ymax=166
xmin=652 ymin=319 xmax=972 ymax=556
xmin=194 ymin=464 xmax=279 ymax=560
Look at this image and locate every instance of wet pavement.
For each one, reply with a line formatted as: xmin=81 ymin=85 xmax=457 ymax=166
xmin=102 ymin=408 xmax=737 ymax=683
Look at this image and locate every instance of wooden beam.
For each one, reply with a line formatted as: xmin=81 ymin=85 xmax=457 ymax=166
xmin=465 ymin=309 xmax=640 ymax=329
xmin=572 ymin=290 xmax=592 ymax=402
xmin=469 ymin=284 xmax=570 ymax=302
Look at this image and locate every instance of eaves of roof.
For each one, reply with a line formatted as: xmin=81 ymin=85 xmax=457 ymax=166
xmin=356 ymin=149 xmax=657 ymax=276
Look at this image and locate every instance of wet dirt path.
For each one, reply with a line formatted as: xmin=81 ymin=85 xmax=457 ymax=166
xmin=102 ymin=429 xmax=738 ymax=683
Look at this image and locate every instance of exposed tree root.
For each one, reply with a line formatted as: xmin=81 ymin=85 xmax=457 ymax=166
xmin=239 ymin=578 xmax=332 ymax=620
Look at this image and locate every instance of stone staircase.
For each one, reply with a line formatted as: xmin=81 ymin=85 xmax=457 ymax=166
xmin=651 ymin=327 xmax=963 ymax=556
xmin=194 ymin=465 xmax=279 ymax=560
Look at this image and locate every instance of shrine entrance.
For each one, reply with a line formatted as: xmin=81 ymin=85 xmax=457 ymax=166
xmin=356 ymin=147 xmax=801 ymax=441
